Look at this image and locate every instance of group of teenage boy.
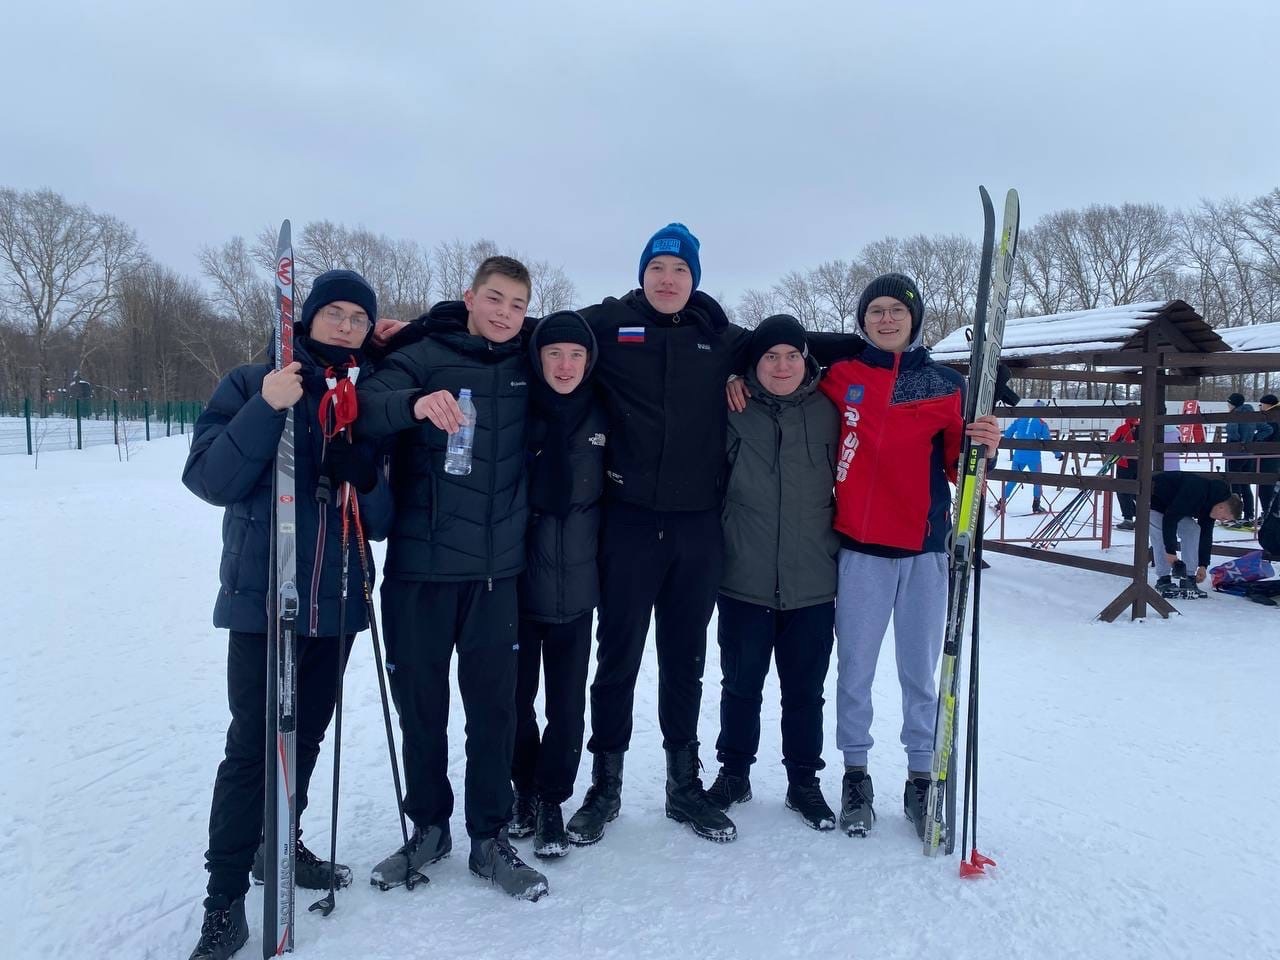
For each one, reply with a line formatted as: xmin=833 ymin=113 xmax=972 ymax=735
xmin=182 ymin=222 xmax=1009 ymax=960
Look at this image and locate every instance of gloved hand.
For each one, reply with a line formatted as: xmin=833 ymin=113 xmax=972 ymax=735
xmin=323 ymin=436 xmax=378 ymax=494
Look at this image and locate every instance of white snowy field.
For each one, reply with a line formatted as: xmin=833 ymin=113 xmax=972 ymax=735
xmin=2 ymin=438 xmax=1277 ymax=960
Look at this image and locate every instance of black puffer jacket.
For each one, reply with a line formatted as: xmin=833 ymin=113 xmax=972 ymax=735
xmin=356 ymin=302 xmax=530 ymax=582
xmin=580 ymin=289 xmax=749 ymax=512
xmin=519 ymin=313 xmax=608 ymax=623
xmin=182 ymin=337 xmax=394 ymax=636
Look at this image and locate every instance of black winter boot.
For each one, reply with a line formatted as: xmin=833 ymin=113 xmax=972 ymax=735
xmin=533 ymin=797 xmax=568 ymax=859
xmin=252 ymin=838 xmax=352 ymax=890
xmin=188 ymin=896 xmax=248 ymax=960
xmin=508 ymin=785 xmax=536 ymax=839
xmin=665 ymin=743 xmax=737 ymax=842
xmin=785 ymin=776 xmax=836 ymax=831
xmin=565 ymin=751 xmax=623 ymax=846
xmin=705 ymin=766 xmax=752 ymax=811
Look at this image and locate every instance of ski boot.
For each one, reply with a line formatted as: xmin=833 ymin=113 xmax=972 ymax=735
xmin=469 ymin=831 xmax=549 ymax=901
xmin=370 ymin=822 xmax=450 ymax=890
xmin=903 ymin=776 xmax=932 ymax=840
xmin=252 ymin=839 xmax=352 ymax=890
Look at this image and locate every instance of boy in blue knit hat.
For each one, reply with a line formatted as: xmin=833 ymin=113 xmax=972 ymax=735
xmin=565 ymin=222 xmax=751 ymax=846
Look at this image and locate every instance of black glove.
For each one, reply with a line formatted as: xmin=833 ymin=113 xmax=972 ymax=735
xmin=323 ymin=437 xmax=378 ymax=494
xmin=995 ymin=363 xmax=1020 ymax=406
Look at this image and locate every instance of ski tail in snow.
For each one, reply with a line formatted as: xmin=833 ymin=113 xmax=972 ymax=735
xmin=924 ymin=187 xmax=1020 ymax=860
xmin=264 ymin=220 xmax=298 ymax=956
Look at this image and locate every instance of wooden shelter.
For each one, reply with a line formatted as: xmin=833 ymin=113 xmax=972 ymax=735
xmin=932 ymin=301 xmax=1280 ymax=621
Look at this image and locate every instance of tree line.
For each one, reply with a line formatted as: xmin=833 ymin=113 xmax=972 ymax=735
xmin=2 ymin=184 xmax=1277 ymax=409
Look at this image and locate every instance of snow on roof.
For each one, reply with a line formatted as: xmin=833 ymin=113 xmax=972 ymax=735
xmin=931 ymin=302 xmax=1171 ymax=363
xmin=1217 ymin=321 xmax=1280 ymax=353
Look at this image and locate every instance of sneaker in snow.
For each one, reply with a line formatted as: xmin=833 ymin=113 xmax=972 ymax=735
xmin=839 ymin=770 xmax=875 ymax=837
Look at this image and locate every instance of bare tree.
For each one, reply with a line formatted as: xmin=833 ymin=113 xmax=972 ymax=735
xmin=0 ymin=188 xmax=144 ymax=394
xmin=432 ymin=238 xmax=501 ymax=301
xmin=810 ymin=259 xmax=863 ymax=333
xmin=736 ymin=288 xmax=779 ymax=328
xmin=772 ymin=270 xmax=824 ymax=329
xmin=528 ymin=260 xmax=577 ymax=315
xmin=199 ymin=237 xmax=274 ymax=365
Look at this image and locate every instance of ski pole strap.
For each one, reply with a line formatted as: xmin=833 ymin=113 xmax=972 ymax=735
xmin=319 ymin=363 xmax=360 ymax=439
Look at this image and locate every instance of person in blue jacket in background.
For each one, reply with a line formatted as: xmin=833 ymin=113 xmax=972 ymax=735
xmin=996 ymin=400 xmax=1061 ymax=515
xmin=181 ymin=270 xmax=393 ymax=960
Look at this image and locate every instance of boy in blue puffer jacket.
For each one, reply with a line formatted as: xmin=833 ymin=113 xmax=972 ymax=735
xmin=182 ymin=270 xmax=392 ymax=960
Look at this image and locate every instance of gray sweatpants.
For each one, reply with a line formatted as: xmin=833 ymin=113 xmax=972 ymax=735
xmin=834 ymin=548 xmax=949 ymax=773
xmin=1148 ymin=510 xmax=1201 ymax=577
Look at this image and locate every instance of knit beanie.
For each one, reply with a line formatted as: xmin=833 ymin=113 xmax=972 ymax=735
xmin=856 ymin=272 xmax=924 ymax=343
xmin=638 ymin=222 xmax=701 ymax=290
xmin=747 ymin=314 xmax=808 ymax=371
xmin=300 ymin=270 xmax=378 ymax=337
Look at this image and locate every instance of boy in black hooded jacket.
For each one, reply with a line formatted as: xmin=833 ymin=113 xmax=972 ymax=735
xmin=507 ymin=310 xmax=608 ymax=859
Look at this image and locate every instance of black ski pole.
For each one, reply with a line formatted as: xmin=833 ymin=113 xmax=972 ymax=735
xmin=310 ymin=481 xmax=352 ymax=917
xmin=352 ymin=498 xmax=424 ymax=891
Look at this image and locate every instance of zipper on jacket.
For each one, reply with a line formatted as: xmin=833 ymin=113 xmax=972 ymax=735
xmin=774 ymin=414 xmax=784 ymax=609
xmin=861 ymin=353 xmax=901 ymax=535
xmin=486 ymin=364 xmax=497 ymax=585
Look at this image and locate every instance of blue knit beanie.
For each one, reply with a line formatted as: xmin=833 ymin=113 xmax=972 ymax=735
xmin=638 ymin=222 xmax=701 ymax=290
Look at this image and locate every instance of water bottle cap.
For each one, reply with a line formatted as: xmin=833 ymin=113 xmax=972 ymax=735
xmin=459 ymin=388 xmax=472 ymax=398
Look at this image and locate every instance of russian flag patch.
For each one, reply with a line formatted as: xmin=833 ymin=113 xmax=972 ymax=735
xmin=618 ymin=326 xmax=645 ymax=343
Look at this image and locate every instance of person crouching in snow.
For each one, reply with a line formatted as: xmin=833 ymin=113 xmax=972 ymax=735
xmin=182 ymin=270 xmax=392 ymax=960
xmin=703 ymin=314 xmax=842 ymax=830
xmin=507 ymin=311 xmax=608 ymax=858
xmin=1148 ymin=471 xmax=1242 ymax=598
xmin=817 ymin=273 xmax=1001 ymax=840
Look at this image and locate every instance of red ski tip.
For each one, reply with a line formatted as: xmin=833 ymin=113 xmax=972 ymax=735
xmin=971 ymin=850 xmax=997 ymax=869
xmin=959 ymin=860 xmax=986 ymax=879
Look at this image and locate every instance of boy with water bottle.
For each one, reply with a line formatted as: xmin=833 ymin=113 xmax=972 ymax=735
xmin=357 ymin=256 xmax=550 ymax=901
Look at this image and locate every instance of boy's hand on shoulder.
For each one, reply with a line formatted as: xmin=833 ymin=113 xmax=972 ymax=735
xmin=726 ymin=376 xmax=749 ymax=413
xmin=262 ymin=362 xmax=303 ymax=410
xmin=372 ymin=317 xmax=409 ymax=348
xmin=414 ymin=389 xmax=464 ymax=433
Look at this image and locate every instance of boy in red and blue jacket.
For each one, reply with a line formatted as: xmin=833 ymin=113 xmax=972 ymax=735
xmin=818 ymin=273 xmax=1000 ymax=840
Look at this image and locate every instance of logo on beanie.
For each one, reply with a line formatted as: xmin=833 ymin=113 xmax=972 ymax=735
xmin=652 ymin=238 xmax=681 ymax=255
xmin=903 ymin=289 xmax=915 ymax=301
xmin=845 ymin=385 xmax=864 ymax=404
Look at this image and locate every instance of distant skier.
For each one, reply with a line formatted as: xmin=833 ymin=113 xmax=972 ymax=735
xmin=996 ymin=400 xmax=1061 ymax=514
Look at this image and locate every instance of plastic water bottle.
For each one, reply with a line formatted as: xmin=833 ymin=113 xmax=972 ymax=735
xmin=444 ymin=388 xmax=476 ymax=476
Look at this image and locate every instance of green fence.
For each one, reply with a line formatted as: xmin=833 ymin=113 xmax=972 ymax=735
xmin=1 ymin=398 xmax=205 ymax=456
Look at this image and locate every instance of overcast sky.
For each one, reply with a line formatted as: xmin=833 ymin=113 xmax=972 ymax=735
xmin=5 ymin=0 xmax=1277 ymax=308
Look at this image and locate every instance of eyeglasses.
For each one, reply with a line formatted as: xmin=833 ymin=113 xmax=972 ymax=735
xmin=316 ymin=304 xmax=371 ymax=332
xmin=865 ymin=305 xmax=910 ymax=321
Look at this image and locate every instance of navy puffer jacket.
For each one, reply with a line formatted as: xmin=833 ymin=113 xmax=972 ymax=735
xmin=182 ymin=337 xmax=394 ymax=636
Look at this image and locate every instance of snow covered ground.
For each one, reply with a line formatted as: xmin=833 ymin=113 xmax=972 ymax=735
xmin=3 ymin=438 xmax=1276 ymax=960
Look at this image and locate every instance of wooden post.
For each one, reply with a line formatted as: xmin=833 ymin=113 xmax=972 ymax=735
xmin=24 ymin=397 xmax=33 ymax=456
